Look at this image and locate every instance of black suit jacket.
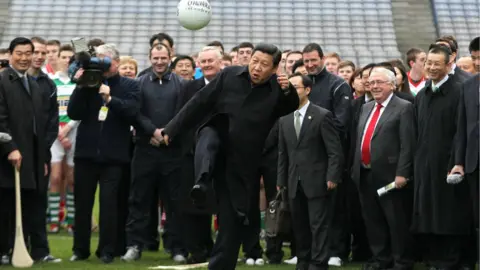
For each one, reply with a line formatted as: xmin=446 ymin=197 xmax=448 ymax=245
xmin=452 ymin=66 xmax=472 ymax=83
xmin=0 ymin=68 xmax=49 ymax=190
xmin=352 ymin=95 xmax=416 ymax=188
xmin=455 ymin=73 xmax=479 ymax=173
xmin=278 ymin=103 xmax=343 ymax=199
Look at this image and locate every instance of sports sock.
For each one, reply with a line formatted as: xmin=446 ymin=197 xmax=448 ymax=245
xmin=48 ymin=192 xmax=61 ymax=224
xmin=65 ymin=191 xmax=75 ymax=226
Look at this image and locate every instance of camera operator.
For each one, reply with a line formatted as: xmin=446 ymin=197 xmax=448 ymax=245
xmin=67 ymin=44 xmax=140 ymax=264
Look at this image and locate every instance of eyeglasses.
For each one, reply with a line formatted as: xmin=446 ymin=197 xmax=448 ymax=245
xmin=368 ymin=80 xmax=390 ymax=86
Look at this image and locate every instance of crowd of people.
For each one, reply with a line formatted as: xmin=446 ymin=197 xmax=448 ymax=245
xmin=0 ymin=31 xmax=478 ymax=270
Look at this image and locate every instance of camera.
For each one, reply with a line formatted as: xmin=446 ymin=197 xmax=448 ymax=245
xmin=68 ymin=37 xmax=111 ymax=88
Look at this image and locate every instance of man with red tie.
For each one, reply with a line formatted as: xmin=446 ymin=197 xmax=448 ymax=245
xmin=352 ymin=67 xmax=416 ymax=270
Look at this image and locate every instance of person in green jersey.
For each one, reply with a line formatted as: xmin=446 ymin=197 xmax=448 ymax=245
xmin=48 ymin=45 xmax=77 ymax=234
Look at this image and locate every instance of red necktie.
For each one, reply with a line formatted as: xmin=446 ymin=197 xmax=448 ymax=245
xmin=361 ymin=103 xmax=383 ymax=166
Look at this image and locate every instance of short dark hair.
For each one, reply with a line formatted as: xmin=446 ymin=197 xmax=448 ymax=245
xmin=428 ymin=44 xmax=451 ymax=64
xmin=292 ymin=59 xmax=304 ymax=73
xmin=286 ymin=50 xmax=302 ymax=59
xmin=230 ymin=46 xmax=239 ymax=52
xmin=406 ymin=47 xmax=424 ymax=68
xmin=349 ymin=68 xmax=363 ymax=90
xmin=370 ymin=62 xmax=397 ymax=76
xmin=435 ymin=38 xmax=456 ymax=54
xmin=46 ymin=39 xmax=61 ymax=47
xmin=207 ymin=40 xmax=224 ymax=52
xmin=238 ymin=42 xmax=254 ymax=50
xmin=222 ymin=54 xmax=232 ymax=62
xmin=440 ymin=35 xmax=458 ymax=53
xmin=149 ymin=32 xmax=174 ymax=48
xmin=171 ymin=55 xmax=195 ymax=69
xmin=9 ymin=37 xmax=34 ymax=53
xmin=338 ymin=60 xmax=355 ymax=71
xmin=88 ymin=38 xmax=105 ymax=48
xmin=289 ymin=72 xmax=313 ymax=89
xmin=30 ymin=36 xmax=47 ymax=45
xmin=59 ymin=44 xmax=75 ymax=56
xmin=282 ymin=49 xmax=292 ymax=54
xmin=302 ymin=43 xmax=324 ymax=58
xmin=361 ymin=63 xmax=376 ymax=76
xmin=0 ymin=48 xmax=8 ymax=54
xmin=389 ymin=60 xmax=411 ymax=93
xmin=149 ymin=43 xmax=171 ymax=58
xmin=469 ymin=37 xmax=479 ymax=53
xmin=252 ymin=43 xmax=282 ymax=67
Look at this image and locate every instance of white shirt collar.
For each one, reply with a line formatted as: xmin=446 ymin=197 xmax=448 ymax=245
xmin=432 ymin=75 xmax=449 ymax=90
xmin=204 ymin=77 xmax=210 ymax=85
xmin=296 ymin=100 xmax=310 ymax=116
xmin=365 ymin=94 xmax=372 ymax=103
xmin=449 ymin=64 xmax=456 ymax=75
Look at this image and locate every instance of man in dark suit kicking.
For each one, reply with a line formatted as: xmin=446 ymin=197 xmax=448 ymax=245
xmin=277 ymin=73 xmax=344 ymax=270
xmin=162 ymin=44 xmax=299 ymax=270
xmin=352 ymin=67 xmax=416 ymax=270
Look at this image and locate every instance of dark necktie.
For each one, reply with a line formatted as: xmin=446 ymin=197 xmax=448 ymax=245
xmin=22 ymin=75 xmax=30 ymax=94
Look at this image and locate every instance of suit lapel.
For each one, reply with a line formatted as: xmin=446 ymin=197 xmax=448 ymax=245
xmin=358 ymin=101 xmax=374 ymax=139
xmin=8 ymin=69 xmax=31 ymax=97
xmin=285 ymin=113 xmax=298 ymax=145
xmin=297 ymin=104 xmax=313 ymax=146
xmin=372 ymin=96 xmax=398 ymax=139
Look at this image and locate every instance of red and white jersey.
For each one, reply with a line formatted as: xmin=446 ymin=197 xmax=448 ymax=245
xmin=407 ymin=71 xmax=426 ymax=96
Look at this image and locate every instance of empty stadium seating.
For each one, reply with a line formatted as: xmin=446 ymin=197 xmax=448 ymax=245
xmin=433 ymin=0 xmax=480 ymax=55
xmin=0 ymin=0 xmax=404 ymax=70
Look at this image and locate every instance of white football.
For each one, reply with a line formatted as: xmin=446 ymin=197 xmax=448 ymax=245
xmin=177 ymin=0 xmax=212 ymax=31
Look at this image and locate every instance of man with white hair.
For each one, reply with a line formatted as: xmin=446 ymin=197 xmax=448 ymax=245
xmin=175 ymin=45 xmax=223 ymax=264
xmin=352 ymin=67 xmax=416 ymax=270
xmin=67 ymin=43 xmax=140 ymax=264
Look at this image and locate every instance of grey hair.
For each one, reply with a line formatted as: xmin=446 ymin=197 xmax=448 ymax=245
xmin=370 ymin=67 xmax=397 ymax=87
xmin=199 ymin=46 xmax=223 ymax=60
xmin=95 ymin=43 xmax=120 ymax=60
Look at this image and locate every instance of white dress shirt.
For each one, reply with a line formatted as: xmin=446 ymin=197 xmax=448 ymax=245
xmin=431 ymin=75 xmax=449 ymax=91
xmin=204 ymin=77 xmax=210 ymax=85
xmin=294 ymin=100 xmax=310 ymax=127
xmin=360 ymin=92 xmax=394 ymax=155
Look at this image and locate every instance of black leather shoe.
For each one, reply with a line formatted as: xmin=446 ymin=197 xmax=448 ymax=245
xmin=190 ymin=184 xmax=207 ymax=207
xmin=100 ymin=255 xmax=114 ymax=264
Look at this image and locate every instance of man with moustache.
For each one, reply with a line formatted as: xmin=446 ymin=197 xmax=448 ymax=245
xmin=0 ymin=37 xmax=50 ymax=265
xmin=27 ymin=36 xmax=61 ymax=263
xmin=122 ymin=43 xmax=187 ymax=263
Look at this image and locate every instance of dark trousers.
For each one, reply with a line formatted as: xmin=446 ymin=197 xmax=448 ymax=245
xmin=290 ymin=182 xmax=331 ymax=270
xmin=241 ymin=177 xmax=263 ymax=260
xmin=261 ymin=158 xmax=296 ymax=262
xmin=29 ymin=171 xmax=50 ymax=260
xmin=72 ymin=159 xmax=123 ymax=258
xmin=327 ymin=176 xmax=348 ymax=260
xmin=115 ymin=163 xmax=131 ymax=257
xmin=125 ymin=147 xmax=184 ymax=255
xmin=182 ymin=213 xmax=213 ymax=260
xmin=180 ymin=153 xmax=214 ymax=261
xmin=208 ymin=183 xmax=245 ymax=270
xmin=0 ymin=188 xmax=37 ymax=256
xmin=460 ymin=170 xmax=479 ymax=267
xmin=358 ymin=169 xmax=414 ymax=269
xmin=345 ymin=178 xmax=371 ymax=262
xmin=417 ymin=234 xmax=466 ymax=270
